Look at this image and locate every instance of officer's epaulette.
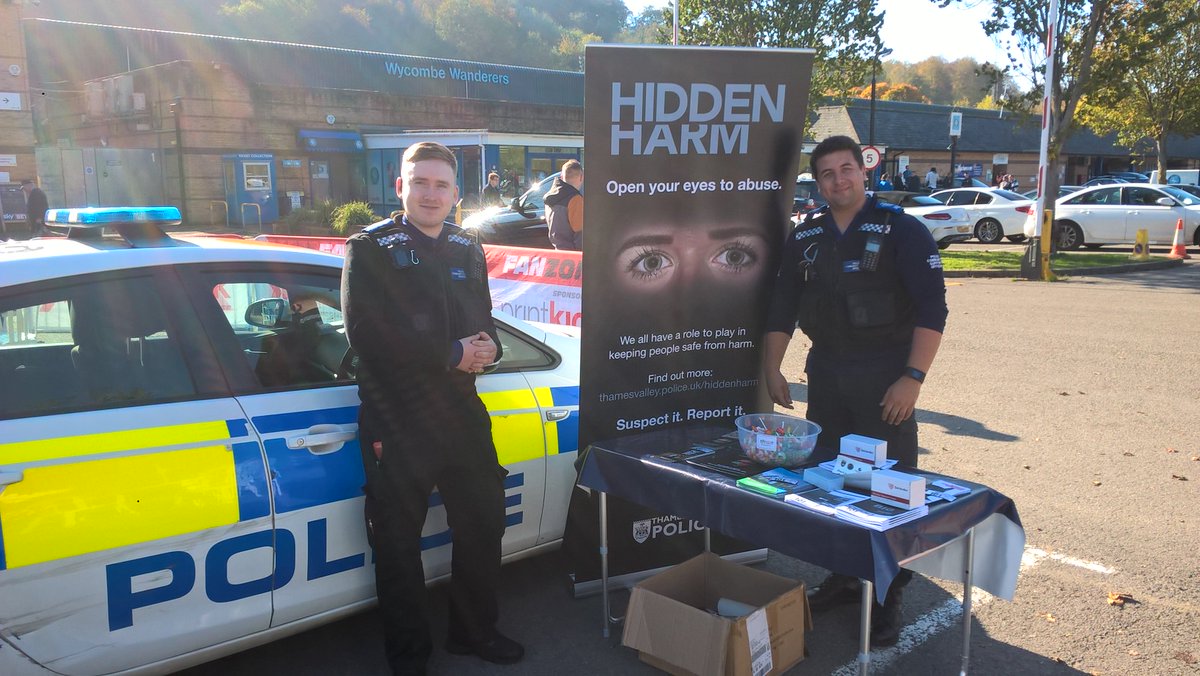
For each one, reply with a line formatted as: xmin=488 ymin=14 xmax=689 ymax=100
xmin=363 ymin=217 xmax=397 ymax=236
xmin=803 ymin=205 xmax=829 ymax=223
xmin=875 ymin=200 xmax=905 ymax=214
xmin=363 ymin=218 xmax=413 ymax=247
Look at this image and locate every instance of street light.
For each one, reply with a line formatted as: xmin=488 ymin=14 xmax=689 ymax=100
xmin=868 ymin=42 xmax=893 ymax=187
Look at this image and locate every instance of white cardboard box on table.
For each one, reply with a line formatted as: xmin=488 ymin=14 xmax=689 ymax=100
xmin=839 ymin=434 xmax=888 ymax=467
xmin=871 ymin=469 xmax=926 ymax=509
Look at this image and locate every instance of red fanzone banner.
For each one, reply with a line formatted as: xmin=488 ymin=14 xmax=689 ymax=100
xmin=484 ymin=246 xmax=582 ymax=327
xmin=257 ymin=235 xmax=581 ymax=326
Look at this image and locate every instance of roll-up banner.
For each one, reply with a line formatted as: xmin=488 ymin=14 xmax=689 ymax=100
xmin=567 ymin=45 xmax=814 ymax=591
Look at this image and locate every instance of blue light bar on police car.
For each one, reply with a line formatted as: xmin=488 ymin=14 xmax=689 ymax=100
xmin=45 ymin=206 xmax=183 ymax=227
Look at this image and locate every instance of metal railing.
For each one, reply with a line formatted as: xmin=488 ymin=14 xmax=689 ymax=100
xmin=209 ymin=200 xmax=229 ymax=230
xmin=239 ymin=202 xmax=262 ymax=233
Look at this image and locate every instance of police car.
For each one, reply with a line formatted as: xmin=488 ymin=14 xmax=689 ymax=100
xmin=0 ymin=208 xmax=580 ymax=675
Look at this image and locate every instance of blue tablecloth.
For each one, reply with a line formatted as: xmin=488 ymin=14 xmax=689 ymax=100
xmin=577 ymin=425 xmax=1023 ymax=603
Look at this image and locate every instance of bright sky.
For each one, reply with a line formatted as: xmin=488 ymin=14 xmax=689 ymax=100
xmin=624 ymin=0 xmax=1011 ymax=66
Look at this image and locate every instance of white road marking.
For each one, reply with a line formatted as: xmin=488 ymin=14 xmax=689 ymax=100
xmin=828 ymin=546 xmax=1115 ymax=675
xmin=1023 ymin=547 xmax=1117 ymax=575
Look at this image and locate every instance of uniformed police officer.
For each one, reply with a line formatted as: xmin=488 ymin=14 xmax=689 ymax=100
xmin=341 ymin=142 xmax=523 ymax=675
xmin=763 ymin=135 xmax=948 ymax=647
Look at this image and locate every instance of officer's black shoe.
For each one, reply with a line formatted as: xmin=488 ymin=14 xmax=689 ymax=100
xmin=870 ymin=587 xmax=904 ymax=648
xmin=445 ymin=632 xmax=525 ymax=665
xmin=806 ymin=573 xmax=861 ymax=612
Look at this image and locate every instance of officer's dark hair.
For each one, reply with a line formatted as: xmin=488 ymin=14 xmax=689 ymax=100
xmin=402 ymin=142 xmax=457 ymax=174
xmin=810 ymin=135 xmax=863 ymax=174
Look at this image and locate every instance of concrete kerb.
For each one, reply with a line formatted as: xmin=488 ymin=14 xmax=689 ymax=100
xmin=944 ymin=257 xmax=1185 ymax=279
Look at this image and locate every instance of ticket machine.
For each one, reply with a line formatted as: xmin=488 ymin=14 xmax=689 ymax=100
xmin=222 ymin=154 xmax=278 ymax=229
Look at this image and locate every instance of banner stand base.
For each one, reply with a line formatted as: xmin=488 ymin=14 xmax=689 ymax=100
xmin=568 ymin=548 xmax=769 ymax=599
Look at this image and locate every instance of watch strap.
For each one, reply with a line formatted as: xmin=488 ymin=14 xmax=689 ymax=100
xmin=904 ymin=367 xmax=926 ymax=383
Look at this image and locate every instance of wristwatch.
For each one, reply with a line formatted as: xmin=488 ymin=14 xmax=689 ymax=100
xmin=903 ymin=367 xmax=926 ymax=383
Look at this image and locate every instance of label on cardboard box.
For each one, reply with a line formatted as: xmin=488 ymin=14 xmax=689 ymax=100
xmin=871 ymin=469 xmax=926 ymax=509
xmin=840 ymin=434 xmax=888 ymax=466
xmin=746 ymin=608 xmax=773 ymax=676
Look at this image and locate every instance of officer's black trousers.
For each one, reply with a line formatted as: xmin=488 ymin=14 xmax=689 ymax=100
xmin=363 ymin=430 xmax=507 ymax=675
xmin=804 ymin=351 xmax=919 ymax=467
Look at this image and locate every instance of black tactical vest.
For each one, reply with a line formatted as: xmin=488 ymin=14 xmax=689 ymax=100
xmin=791 ymin=210 xmax=916 ymax=354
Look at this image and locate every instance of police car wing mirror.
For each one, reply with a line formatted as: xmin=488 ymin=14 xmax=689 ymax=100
xmin=245 ymin=298 xmax=291 ymax=329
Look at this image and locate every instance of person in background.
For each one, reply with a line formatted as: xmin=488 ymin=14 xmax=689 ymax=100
xmin=924 ymin=166 xmax=939 ymax=191
xmin=545 ymin=159 xmax=584 ymax=250
xmin=764 ymin=135 xmax=947 ymax=647
xmin=877 ymin=173 xmax=894 ymax=191
xmin=481 ymin=172 xmax=504 ymax=208
xmin=20 ymin=180 xmax=48 ymax=239
xmin=342 ymin=141 xmax=523 ymax=676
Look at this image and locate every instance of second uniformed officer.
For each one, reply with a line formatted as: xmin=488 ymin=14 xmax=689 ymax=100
xmin=763 ymin=135 xmax=948 ymax=646
xmin=342 ymin=142 xmax=523 ymax=675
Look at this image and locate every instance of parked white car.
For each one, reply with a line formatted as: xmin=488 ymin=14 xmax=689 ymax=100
xmin=930 ymin=188 xmax=1034 ymax=244
xmin=1021 ymin=183 xmax=1200 ymax=250
xmin=872 ymin=192 xmax=973 ymax=249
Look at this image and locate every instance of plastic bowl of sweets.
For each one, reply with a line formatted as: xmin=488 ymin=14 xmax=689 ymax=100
xmin=734 ymin=413 xmax=822 ymax=468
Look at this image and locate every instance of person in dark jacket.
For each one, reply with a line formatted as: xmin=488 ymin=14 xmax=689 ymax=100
xmin=763 ymin=135 xmax=948 ymax=648
xmin=480 ymin=171 xmax=504 ymax=208
xmin=20 ymin=180 xmax=48 ymax=239
xmin=341 ymin=142 xmax=522 ymax=676
xmin=545 ymin=159 xmax=583 ymax=250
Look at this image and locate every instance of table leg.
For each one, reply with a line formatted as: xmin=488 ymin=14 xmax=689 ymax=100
xmin=600 ymin=490 xmax=610 ymax=639
xmin=858 ymin=578 xmax=874 ymax=676
xmin=959 ymin=527 xmax=976 ymax=676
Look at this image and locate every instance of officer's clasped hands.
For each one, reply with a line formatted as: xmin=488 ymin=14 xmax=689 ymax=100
xmin=456 ymin=331 xmax=497 ymax=374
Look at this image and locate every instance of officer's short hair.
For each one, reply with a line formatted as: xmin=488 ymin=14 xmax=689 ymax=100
xmin=811 ymin=136 xmax=863 ymax=174
xmin=561 ymin=159 xmax=583 ymax=181
xmin=402 ymin=142 xmax=457 ymax=174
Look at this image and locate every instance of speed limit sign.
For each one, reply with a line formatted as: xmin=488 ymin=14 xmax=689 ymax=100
xmin=861 ymin=145 xmax=881 ymax=170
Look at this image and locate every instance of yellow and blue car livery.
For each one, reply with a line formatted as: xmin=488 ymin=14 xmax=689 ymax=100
xmin=0 ymin=206 xmax=581 ymax=676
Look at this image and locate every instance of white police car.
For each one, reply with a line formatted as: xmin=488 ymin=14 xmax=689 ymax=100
xmin=0 ymin=208 xmax=580 ymax=675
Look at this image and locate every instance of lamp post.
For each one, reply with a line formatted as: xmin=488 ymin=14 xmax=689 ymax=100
xmin=868 ymin=43 xmax=893 ymax=188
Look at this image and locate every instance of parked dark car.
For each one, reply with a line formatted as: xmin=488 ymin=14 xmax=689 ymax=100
xmin=794 ymin=177 xmax=826 ymax=216
xmin=461 ymin=175 xmax=556 ymax=248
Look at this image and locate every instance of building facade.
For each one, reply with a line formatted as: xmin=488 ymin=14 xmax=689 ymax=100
xmin=22 ymin=18 xmax=585 ymax=227
xmin=810 ymin=99 xmax=1200 ymax=189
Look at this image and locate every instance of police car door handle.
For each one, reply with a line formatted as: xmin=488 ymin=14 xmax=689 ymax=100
xmin=545 ymin=409 xmax=571 ymax=422
xmin=287 ymin=425 xmax=358 ymax=455
xmin=0 ymin=470 xmax=23 ymax=487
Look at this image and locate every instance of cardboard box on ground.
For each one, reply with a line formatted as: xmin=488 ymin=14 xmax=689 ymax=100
xmin=622 ymin=552 xmax=813 ymax=676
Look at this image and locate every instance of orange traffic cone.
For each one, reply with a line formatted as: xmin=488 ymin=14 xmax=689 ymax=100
xmin=1167 ymin=218 xmax=1191 ymax=259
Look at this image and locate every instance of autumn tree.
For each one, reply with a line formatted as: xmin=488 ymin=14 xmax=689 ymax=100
xmin=617 ymin=6 xmax=670 ymax=45
xmin=935 ymin=0 xmax=1167 ymax=202
xmin=1077 ymin=0 xmax=1200 ymax=179
xmin=668 ymin=0 xmax=884 ymax=122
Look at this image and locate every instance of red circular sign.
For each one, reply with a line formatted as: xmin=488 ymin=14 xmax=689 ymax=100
xmin=862 ymin=146 xmax=881 ymax=170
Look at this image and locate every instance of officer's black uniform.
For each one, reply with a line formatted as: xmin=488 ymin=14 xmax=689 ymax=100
xmin=341 ymin=214 xmax=506 ymax=674
xmin=766 ymin=196 xmax=947 ymax=466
